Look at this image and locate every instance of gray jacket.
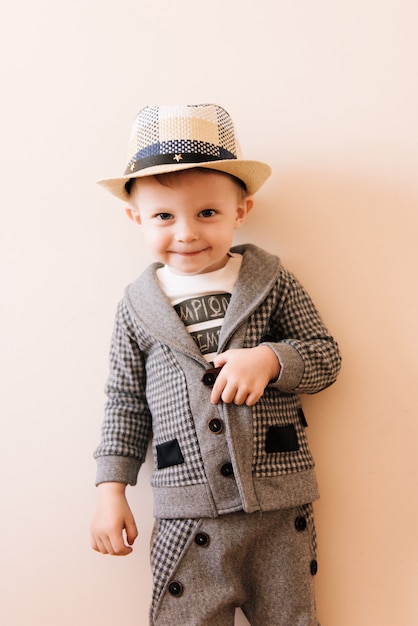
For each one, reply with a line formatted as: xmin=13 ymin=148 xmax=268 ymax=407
xmin=95 ymin=244 xmax=341 ymax=519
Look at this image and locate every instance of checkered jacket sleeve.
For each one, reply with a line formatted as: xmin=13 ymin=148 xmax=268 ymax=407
xmin=94 ymin=300 xmax=153 ymax=485
xmin=269 ymin=267 xmax=341 ymax=394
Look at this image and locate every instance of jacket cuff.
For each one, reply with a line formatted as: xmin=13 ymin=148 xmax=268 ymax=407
xmin=95 ymin=455 xmax=142 ymax=486
xmin=263 ymin=342 xmax=305 ymax=391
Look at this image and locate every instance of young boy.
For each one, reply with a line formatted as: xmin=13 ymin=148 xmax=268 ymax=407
xmin=91 ymin=103 xmax=341 ymax=626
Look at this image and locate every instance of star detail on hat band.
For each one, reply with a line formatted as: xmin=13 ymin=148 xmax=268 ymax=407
xmin=124 ymin=148 xmax=237 ymax=176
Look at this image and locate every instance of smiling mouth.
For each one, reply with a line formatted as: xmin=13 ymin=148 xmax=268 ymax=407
xmin=174 ymin=248 xmax=208 ymax=256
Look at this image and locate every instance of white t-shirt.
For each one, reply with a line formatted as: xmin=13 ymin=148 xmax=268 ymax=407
xmin=156 ymin=253 xmax=242 ymax=363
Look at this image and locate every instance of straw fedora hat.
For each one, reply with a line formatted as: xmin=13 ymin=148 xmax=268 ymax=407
xmin=97 ymin=104 xmax=271 ymax=202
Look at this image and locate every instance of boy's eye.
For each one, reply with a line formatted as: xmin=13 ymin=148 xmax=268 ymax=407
xmin=156 ymin=213 xmax=173 ymax=221
xmin=199 ymin=209 xmax=216 ymax=218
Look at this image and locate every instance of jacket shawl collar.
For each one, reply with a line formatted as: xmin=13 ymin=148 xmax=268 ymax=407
xmin=125 ymin=244 xmax=281 ymax=360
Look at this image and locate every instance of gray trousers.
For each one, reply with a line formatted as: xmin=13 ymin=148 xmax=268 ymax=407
xmin=150 ymin=505 xmax=319 ymax=626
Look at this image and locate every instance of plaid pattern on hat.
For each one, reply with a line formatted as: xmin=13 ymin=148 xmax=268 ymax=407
xmin=126 ymin=104 xmax=242 ymax=174
xmin=97 ymin=103 xmax=271 ymax=200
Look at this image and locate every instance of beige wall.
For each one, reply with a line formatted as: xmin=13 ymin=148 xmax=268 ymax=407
xmin=1 ymin=1 xmax=417 ymax=624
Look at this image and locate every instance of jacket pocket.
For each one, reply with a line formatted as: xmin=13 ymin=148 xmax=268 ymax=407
xmin=265 ymin=424 xmax=299 ymax=453
xmin=156 ymin=438 xmax=185 ymax=469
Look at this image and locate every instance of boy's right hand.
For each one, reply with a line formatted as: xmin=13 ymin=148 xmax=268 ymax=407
xmin=90 ymin=482 xmax=138 ymax=556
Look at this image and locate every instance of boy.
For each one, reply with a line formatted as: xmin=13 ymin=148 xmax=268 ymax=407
xmin=91 ymin=104 xmax=341 ymax=625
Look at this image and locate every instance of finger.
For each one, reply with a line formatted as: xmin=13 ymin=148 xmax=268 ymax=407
xmin=210 ymin=377 xmax=226 ymax=404
xmin=95 ymin=536 xmax=111 ymax=555
xmin=229 ymin=386 xmax=251 ymax=405
xmin=115 ymin=544 xmax=133 ymax=556
xmin=212 ymin=353 xmax=227 ymax=368
xmin=244 ymin=391 xmax=262 ymax=406
xmin=91 ymin=537 xmax=100 ymax=553
xmin=227 ymin=383 xmax=262 ymax=406
xmin=220 ymin=381 xmax=240 ymax=405
xmin=109 ymin=533 xmax=133 ymax=556
xmin=243 ymin=383 xmax=266 ymax=406
xmin=210 ymin=386 xmax=221 ymax=404
xmin=98 ymin=532 xmax=124 ymax=556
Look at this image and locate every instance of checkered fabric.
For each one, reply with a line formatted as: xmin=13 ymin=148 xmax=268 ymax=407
xmin=102 ymin=313 xmax=152 ymax=463
xmin=150 ymin=508 xmax=319 ymax=625
xmin=145 ymin=343 xmax=206 ymax=487
xmin=245 ymin=275 xmax=340 ymax=477
xmin=125 ymin=104 xmax=242 ymax=174
xmin=97 ymin=104 xmax=271 ymax=201
xmin=94 ymin=244 xmax=342 ymax=516
xmin=150 ymin=518 xmax=199 ymax=619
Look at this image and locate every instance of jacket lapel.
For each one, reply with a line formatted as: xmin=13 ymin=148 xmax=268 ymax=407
xmin=126 ymin=263 xmax=204 ymax=360
xmin=218 ymin=244 xmax=281 ymax=351
xmin=126 ymin=244 xmax=281 ymax=358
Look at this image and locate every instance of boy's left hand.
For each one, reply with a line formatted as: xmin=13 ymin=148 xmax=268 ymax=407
xmin=210 ymin=346 xmax=280 ymax=406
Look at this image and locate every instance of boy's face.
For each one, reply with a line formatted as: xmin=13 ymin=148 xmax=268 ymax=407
xmin=126 ymin=169 xmax=253 ymax=275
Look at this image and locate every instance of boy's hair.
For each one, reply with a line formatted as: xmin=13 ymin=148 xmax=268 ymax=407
xmin=126 ymin=167 xmax=248 ymax=199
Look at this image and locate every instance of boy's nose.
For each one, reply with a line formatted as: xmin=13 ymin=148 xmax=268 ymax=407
xmin=175 ymin=221 xmax=199 ymax=243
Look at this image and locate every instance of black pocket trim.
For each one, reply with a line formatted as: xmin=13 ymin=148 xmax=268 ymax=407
xmin=298 ymin=408 xmax=308 ymax=428
xmin=156 ymin=439 xmax=185 ymax=469
xmin=265 ymin=424 xmax=299 ymax=453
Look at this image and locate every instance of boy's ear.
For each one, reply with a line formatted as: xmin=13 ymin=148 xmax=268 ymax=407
xmin=235 ymin=196 xmax=254 ymax=228
xmin=125 ymin=208 xmax=141 ymax=225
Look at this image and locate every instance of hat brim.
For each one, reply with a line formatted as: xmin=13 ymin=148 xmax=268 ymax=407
xmin=97 ymin=159 xmax=271 ymax=202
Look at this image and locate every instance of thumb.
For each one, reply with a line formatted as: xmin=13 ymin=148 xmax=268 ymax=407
xmin=125 ymin=516 xmax=138 ymax=546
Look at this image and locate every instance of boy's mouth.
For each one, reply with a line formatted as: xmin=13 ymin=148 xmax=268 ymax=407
xmin=174 ymin=248 xmax=209 ymax=257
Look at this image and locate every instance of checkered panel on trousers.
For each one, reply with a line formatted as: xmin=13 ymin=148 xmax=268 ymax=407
xmin=150 ymin=518 xmax=199 ymax=617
